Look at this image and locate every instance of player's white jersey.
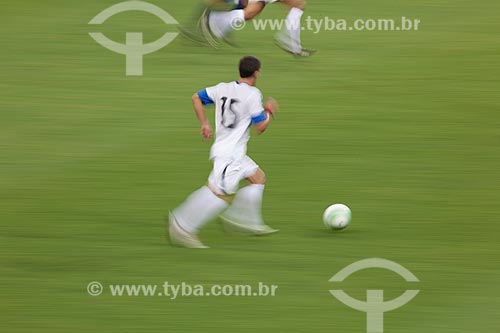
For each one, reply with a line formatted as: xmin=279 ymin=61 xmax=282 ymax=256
xmin=198 ymin=81 xmax=266 ymax=160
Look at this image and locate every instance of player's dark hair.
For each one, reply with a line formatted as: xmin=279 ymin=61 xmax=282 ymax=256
xmin=239 ymin=56 xmax=261 ymax=78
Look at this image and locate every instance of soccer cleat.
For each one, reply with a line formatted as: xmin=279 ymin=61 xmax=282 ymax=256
xmin=293 ymin=48 xmax=317 ymax=57
xmin=274 ymin=36 xmax=316 ymax=57
xmin=255 ymin=224 xmax=280 ymax=235
xmin=220 ymin=215 xmax=279 ymax=236
xmin=198 ymin=8 xmax=221 ymax=48
xmin=178 ymin=8 xmax=220 ymax=48
xmin=168 ymin=213 xmax=209 ymax=249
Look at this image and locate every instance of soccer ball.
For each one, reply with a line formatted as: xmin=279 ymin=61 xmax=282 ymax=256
xmin=323 ymin=204 xmax=352 ymax=230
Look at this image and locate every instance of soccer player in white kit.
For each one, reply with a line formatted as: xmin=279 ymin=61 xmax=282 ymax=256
xmin=169 ymin=56 xmax=279 ymax=248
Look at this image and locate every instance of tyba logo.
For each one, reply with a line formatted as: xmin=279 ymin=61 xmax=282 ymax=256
xmin=89 ymin=1 xmax=179 ymax=76
xmin=329 ymin=258 xmax=420 ymax=333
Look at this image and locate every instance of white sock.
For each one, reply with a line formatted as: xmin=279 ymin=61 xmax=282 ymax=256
xmin=284 ymin=7 xmax=304 ymax=52
xmin=173 ymin=186 xmax=228 ymax=234
xmin=224 ymin=184 xmax=265 ymax=226
xmin=208 ymin=9 xmax=245 ymax=39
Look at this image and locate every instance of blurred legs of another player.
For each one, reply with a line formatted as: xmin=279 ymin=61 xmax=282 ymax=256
xmin=273 ymin=0 xmax=316 ymax=56
xmin=207 ymin=0 xmax=315 ymax=56
xmin=179 ymin=0 xmax=248 ymax=47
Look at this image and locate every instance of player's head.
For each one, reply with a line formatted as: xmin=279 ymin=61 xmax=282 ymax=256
xmin=239 ymin=56 xmax=261 ymax=80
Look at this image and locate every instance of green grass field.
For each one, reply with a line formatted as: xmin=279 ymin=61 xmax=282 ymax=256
xmin=1 ymin=0 xmax=500 ymax=332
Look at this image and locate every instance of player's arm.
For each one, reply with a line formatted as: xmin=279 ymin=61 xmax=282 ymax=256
xmin=192 ymin=89 xmax=215 ymax=140
xmin=252 ymin=112 xmax=271 ymax=134
xmin=253 ymin=97 xmax=278 ymax=134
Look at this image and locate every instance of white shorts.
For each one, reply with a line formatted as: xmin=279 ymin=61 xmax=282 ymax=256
xmin=208 ymin=156 xmax=259 ymax=195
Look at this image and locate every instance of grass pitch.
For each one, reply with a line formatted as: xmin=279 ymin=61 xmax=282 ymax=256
xmin=1 ymin=0 xmax=499 ymax=332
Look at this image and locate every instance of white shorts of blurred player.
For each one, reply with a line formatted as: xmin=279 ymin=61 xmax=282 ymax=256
xmin=208 ymin=156 xmax=259 ymax=195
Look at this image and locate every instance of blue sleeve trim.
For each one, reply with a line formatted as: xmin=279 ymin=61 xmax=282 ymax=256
xmin=197 ymin=89 xmax=214 ymax=105
xmin=251 ymin=111 xmax=267 ymax=125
